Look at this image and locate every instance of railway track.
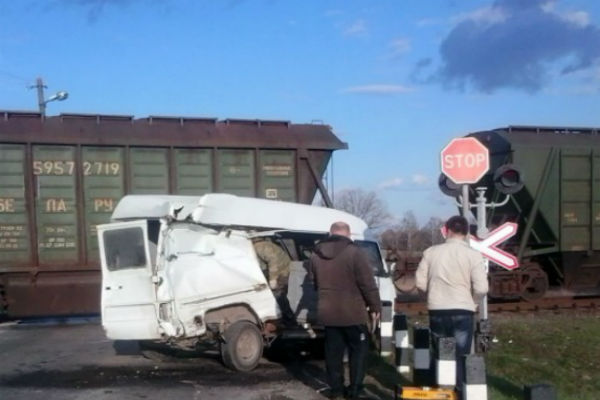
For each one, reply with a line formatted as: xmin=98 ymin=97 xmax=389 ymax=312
xmin=394 ymin=296 xmax=600 ymax=316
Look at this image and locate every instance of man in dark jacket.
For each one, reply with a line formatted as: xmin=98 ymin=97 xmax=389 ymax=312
xmin=310 ymin=221 xmax=381 ymax=399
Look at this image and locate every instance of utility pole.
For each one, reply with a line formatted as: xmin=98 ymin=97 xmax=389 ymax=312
xmin=29 ymin=77 xmax=69 ymax=117
xmin=33 ymin=77 xmax=47 ymax=116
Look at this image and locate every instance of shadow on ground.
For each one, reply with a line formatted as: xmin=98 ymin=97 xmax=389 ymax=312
xmin=2 ymin=339 xmax=291 ymax=389
xmin=2 ymin=336 xmax=409 ymax=398
xmin=113 ymin=339 xmax=222 ymax=361
xmin=265 ymin=337 xmax=329 ymax=394
xmin=487 ymin=374 xmax=523 ymax=399
xmin=363 ymin=352 xmax=412 ymax=400
xmin=275 ymin=344 xmax=411 ymax=400
xmin=1 ymin=362 xmax=292 ymax=389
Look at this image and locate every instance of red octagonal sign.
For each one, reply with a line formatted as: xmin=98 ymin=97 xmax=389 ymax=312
xmin=441 ymin=137 xmax=489 ymax=184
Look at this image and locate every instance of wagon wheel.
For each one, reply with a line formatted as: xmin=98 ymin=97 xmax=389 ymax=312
xmin=392 ymin=259 xmax=417 ymax=294
xmin=520 ymin=263 xmax=549 ymax=301
xmin=393 ymin=273 xmax=417 ymax=294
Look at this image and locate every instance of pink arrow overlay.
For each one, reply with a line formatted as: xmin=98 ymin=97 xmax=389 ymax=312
xmin=469 ymin=222 xmax=519 ymax=270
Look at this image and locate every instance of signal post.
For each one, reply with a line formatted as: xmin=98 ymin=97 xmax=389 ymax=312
xmin=439 ymin=137 xmax=491 ymax=354
xmin=439 ymin=137 xmax=523 ymax=352
xmin=396 ymin=136 xmax=525 ymax=399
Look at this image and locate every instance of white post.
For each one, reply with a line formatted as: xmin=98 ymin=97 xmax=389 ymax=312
xmin=380 ymin=303 xmax=393 ymax=357
xmin=435 ymin=336 xmax=456 ymax=388
xmin=413 ymin=327 xmax=431 ymax=386
xmin=475 ymin=188 xmax=489 ymax=322
xmin=393 ymin=313 xmax=410 ymax=375
xmin=464 ymin=354 xmax=488 ymax=400
xmin=461 ymin=185 xmax=470 ymax=218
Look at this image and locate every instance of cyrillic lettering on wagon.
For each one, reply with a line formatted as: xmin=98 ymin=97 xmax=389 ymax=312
xmin=0 ymin=198 xmax=16 ymax=213
xmin=45 ymin=198 xmax=68 ymax=213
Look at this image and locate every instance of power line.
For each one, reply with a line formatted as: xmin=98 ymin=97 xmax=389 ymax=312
xmin=0 ymin=70 xmax=31 ymax=86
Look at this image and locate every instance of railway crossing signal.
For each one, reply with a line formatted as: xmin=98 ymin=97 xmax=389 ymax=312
xmin=441 ymin=222 xmax=519 ymax=270
xmin=469 ymin=222 xmax=519 ymax=270
xmin=440 ymin=137 xmax=489 ymax=184
xmin=438 ymin=135 xmax=523 ymax=355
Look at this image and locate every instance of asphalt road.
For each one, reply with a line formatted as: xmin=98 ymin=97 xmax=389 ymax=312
xmin=0 ymin=319 xmax=336 ymax=400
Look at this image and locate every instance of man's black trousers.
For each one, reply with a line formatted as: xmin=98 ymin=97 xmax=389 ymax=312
xmin=324 ymin=324 xmax=369 ymax=397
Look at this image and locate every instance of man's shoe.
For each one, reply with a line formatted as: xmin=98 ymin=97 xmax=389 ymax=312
xmin=345 ymin=394 xmax=371 ymax=400
xmin=321 ymin=388 xmax=344 ymax=399
xmin=344 ymin=387 xmax=369 ymax=399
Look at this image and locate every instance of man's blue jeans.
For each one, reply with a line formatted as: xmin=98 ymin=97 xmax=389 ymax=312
xmin=429 ymin=310 xmax=474 ymax=389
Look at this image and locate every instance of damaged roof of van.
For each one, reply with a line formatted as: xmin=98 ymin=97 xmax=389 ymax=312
xmin=112 ymin=194 xmax=368 ymax=238
xmin=111 ymin=195 xmax=202 ymax=221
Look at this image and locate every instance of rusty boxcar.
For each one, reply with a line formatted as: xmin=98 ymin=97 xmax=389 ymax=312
xmin=0 ymin=110 xmax=346 ymax=318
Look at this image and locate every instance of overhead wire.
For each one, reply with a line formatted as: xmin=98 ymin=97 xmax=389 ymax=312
xmin=0 ymin=70 xmax=32 ymax=87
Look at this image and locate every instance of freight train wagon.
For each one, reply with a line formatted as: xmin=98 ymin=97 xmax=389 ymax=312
xmin=0 ymin=110 xmax=346 ymax=318
xmin=439 ymin=125 xmax=600 ymax=300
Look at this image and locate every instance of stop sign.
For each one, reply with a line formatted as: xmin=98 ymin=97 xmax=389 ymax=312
xmin=441 ymin=137 xmax=489 ymax=184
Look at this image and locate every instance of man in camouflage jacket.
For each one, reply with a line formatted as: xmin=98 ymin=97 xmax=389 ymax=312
xmin=253 ymin=238 xmax=293 ymax=323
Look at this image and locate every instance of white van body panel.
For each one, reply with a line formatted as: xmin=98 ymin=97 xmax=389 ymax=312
xmin=162 ymin=225 xmax=278 ymax=337
xmin=191 ymin=194 xmax=367 ymax=239
xmin=111 ymin=195 xmax=202 ymax=222
xmin=98 ymin=220 xmax=161 ymax=340
xmin=112 ymin=194 xmax=368 ymax=239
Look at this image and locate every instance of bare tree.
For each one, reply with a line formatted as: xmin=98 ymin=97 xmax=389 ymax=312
xmin=380 ymin=228 xmax=405 ymax=252
xmin=332 ymin=188 xmax=391 ymax=230
xmin=423 ymin=216 xmax=445 ymax=247
xmin=399 ymin=211 xmax=419 ymax=232
xmin=379 ymin=213 xmax=446 ymax=254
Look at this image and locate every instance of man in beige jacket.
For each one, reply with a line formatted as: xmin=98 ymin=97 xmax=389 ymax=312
xmin=416 ymin=215 xmax=488 ymax=392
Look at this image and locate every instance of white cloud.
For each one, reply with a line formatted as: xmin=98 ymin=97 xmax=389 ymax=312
xmin=541 ymin=1 xmax=556 ymax=13
xmin=344 ymin=19 xmax=367 ymax=36
xmin=540 ymin=1 xmax=590 ymax=27
xmin=378 ymin=177 xmax=403 ymax=190
xmin=427 ymin=0 xmax=600 ymax=94
xmin=341 ymin=84 xmax=414 ymax=95
xmin=416 ymin=17 xmax=442 ymax=27
xmin=389 ymin=37 xmax=411 ymax=56
xmin=378 ymin=175 xmax=431 ymax=190
xmin=412 ymin=174 xmax=430 ymax=185
xmin=452 ymin=6 xmax=508 ymax=25
xmin=562 ymin=11 xmax=590 ymax=27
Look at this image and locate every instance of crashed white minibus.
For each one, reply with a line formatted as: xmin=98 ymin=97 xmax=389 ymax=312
xmin=98 ymin=194 xmax=394 ymax=371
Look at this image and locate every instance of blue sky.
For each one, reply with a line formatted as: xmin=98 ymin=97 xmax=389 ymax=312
xmin=1 ymin=0 xmax=599 ymax=224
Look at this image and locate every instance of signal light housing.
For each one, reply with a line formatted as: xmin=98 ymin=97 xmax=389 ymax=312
xmin=438 ymin=173 xmax=461 ymax=197
xmin=438 ymin=164 xmax=523 ymax=197
xmin=493 ymin=164 xmax=524 ymax=195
